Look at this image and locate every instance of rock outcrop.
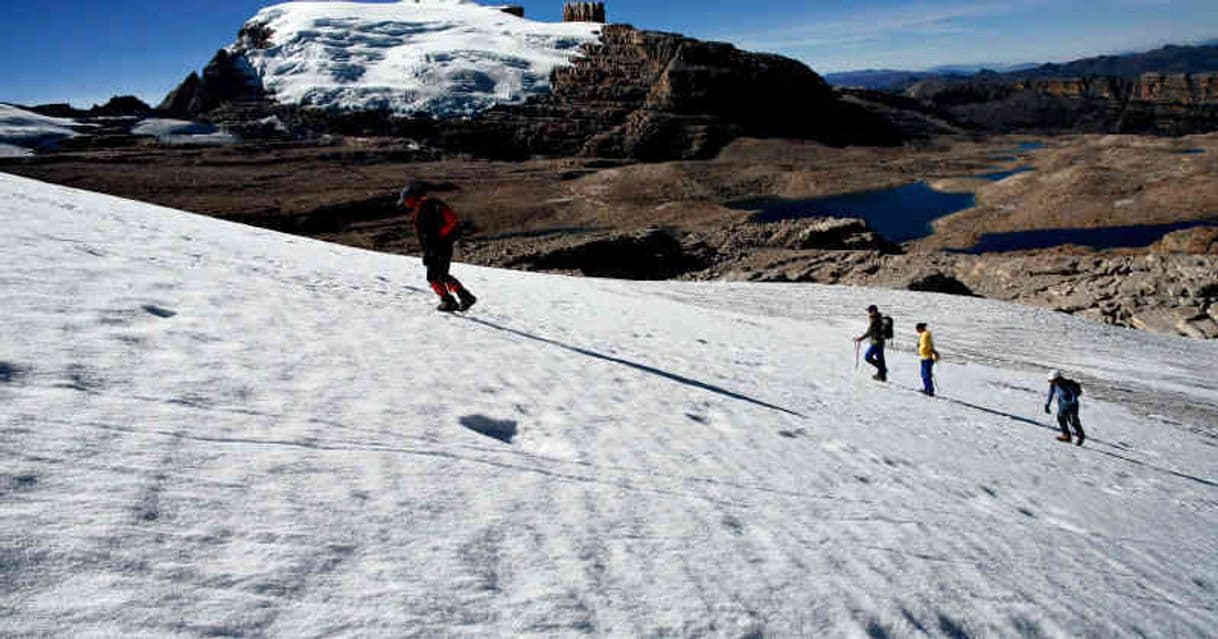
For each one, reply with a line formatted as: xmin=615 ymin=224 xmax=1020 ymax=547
xmin=1152 ymin=226 xmax=1218 ymax=255
xmin=500 ymin=228 xmax=701 ymax=279
xmin=30 ymin=96 xmax=153 ymax=119
xmin=159 ymin=49 xmax=270 ymax=118
xmin=562 ymin=2 xmax=604 ymax=23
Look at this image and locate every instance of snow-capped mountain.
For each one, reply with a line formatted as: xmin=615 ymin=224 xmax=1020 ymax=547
xmin=233 ymin=0 xmax=601 ymax=116
xmin=0 ymin=103 xmax=81 ymax=154
xmin=3 ymin=173 xmax=1217 ymax=636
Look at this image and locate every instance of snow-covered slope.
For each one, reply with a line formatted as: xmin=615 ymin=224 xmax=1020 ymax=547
xmin=236 ymin=0 xmax=600 ymax=115
xmin=0 ymin=103 xmax=79 ymax=150
xmin=2 ymin=172 xmax=1218 ymax=637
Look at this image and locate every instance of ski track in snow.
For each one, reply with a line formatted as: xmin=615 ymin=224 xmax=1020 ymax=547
xmin=2 ymin=172 xmax=1217 ymax=637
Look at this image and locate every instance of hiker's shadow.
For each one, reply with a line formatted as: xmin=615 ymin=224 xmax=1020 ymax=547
xmin=460 ymin=316 xmax=805 ymax=418
xmin=944 ymin=397 xmax=1217 ymax=489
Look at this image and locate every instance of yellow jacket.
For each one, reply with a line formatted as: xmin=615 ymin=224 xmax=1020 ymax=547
xmin=918 ymin=331 xmax=938 ymax=360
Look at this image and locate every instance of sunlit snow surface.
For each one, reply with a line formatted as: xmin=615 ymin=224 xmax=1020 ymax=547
xmin=239 ymin=0 xmax=600 ymax=115
xmin=0 ymin=142 xmax=33 ymax=158
xmin=2 ymin=172 xmax=1218 ymax=636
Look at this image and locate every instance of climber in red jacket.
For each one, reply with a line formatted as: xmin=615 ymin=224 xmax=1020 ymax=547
xmin=399 ymin=182 xmax=476 ymax=312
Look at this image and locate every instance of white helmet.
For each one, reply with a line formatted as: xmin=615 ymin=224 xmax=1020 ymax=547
xmin=1047 ymin=369 xmax=1063 ymax=382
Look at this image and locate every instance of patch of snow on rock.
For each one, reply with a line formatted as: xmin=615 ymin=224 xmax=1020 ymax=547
xmin=132 ymin=119 xmax=238 ymax=145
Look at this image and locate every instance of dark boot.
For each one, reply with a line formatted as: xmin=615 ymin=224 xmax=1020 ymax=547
xmin=436 ymin=294 xmax=459 ymax=312
xmin=456 ymin=288 xmax=477 ymax=311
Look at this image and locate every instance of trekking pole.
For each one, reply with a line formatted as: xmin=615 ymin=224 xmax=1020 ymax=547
xmin=854 ymin=340 xmax=861 ymax=371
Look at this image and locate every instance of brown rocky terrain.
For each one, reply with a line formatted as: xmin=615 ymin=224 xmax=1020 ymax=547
xmin=917 ymin=133 xmax=1218 ymax=250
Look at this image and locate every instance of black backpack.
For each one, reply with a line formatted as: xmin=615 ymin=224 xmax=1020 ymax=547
xmin=881 ymin=315 xmax=895 ymax=340
xmin=1059 ymin=378 xmax=1083 ymax=401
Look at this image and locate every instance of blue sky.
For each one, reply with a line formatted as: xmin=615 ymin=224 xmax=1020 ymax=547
xmin=1 ymin=0 xmax=1215 ymax=107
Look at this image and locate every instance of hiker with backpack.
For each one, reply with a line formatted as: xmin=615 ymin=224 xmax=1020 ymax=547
xmin=1045 ymin=370 xmax=1086 ymax=446
xmin=399 ymin=181 xmax=477 ymax=312
xmin=915 ymin=322 xmax=940 ymax=396
xmin=854 ymin=305 xmax=891 ymax=382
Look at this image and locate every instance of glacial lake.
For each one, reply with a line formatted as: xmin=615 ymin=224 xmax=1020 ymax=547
xmin=732 ymin=164 xmax=1033 ymax=244
xmin=731 ymin=182 xmax=977 ymax=243
xmin=963 ymin=220 xmax=1218 ymax=253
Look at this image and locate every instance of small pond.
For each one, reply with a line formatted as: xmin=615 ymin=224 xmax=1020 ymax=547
xmin=731 ymin=182 xmax=976 ymax=243
xmin=962 ymin=220 xmax=1218 ymax=254
xmin=979 ymin=166 xmax=1035 ymax=181
xmin=1174 ymin=148 xmax=1206 ymax=155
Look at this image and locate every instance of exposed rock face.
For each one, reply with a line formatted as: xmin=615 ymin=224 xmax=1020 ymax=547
xmin=909 ymin=73 xmax=1218 ymax=135
xmin=695 ymin=217 xmax=899 ymax=256
xmin=30 ymin=96 xmax=153 ymax=119
xmin=836 ymin=88 xmax=965 ymax=138
xmin=905 ymin=271 xmax=976 ymax=297
xmin=455 ymin=24 xmax=903 ymax=159
xmin=159 ymin=49 xmax=269 ymax=118
xmin=562 ymin=2 xmax=604 ymax=23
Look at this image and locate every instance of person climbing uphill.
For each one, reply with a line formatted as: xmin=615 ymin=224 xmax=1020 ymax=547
xmin=854 ymin=305 xmax=890 ymax=382
xmin=1045 ymin=370 xmax=1086 ymax=446
xmin=400 ymin=181 xmax=476 ymax=312
xmin=915 ymin=322 xmax=940 ymax=396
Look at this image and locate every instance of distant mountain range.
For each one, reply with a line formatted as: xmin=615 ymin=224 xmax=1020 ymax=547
xmin=827 ymin=42 xmax=1218 ymax=90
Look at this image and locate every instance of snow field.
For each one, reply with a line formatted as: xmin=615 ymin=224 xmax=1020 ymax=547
xmin=1 ymin=172 xmax=1217 ymax=637
xmin=240 ymin=0 xmax=601 ymax=116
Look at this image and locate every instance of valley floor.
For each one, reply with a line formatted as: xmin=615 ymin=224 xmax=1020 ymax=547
xmin=2 ymin=174 xmax=1217 ymax=637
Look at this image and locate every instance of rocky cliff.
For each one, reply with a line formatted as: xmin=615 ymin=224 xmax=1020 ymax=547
xmin=159 ymin=49 xmax=270 ymax=118
xmin=446 ymin=24 xmax=903 ymax=159
xmin=909 ymin=72 xmax=1218 ymax=135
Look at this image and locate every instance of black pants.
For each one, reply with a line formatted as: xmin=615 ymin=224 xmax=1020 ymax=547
xmin=1057 ymin=404 xmax=1084 ymax=438
xmin=425 ymin=244 xmax=454 ymax=285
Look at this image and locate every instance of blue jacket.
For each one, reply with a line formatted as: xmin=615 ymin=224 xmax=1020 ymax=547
xmin=1047 ymin=379 xmax=1081 ymax=411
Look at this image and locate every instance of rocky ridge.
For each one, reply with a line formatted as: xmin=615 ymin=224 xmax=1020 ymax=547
xmin=910 ymin=72 xmax=1218 ymax=135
